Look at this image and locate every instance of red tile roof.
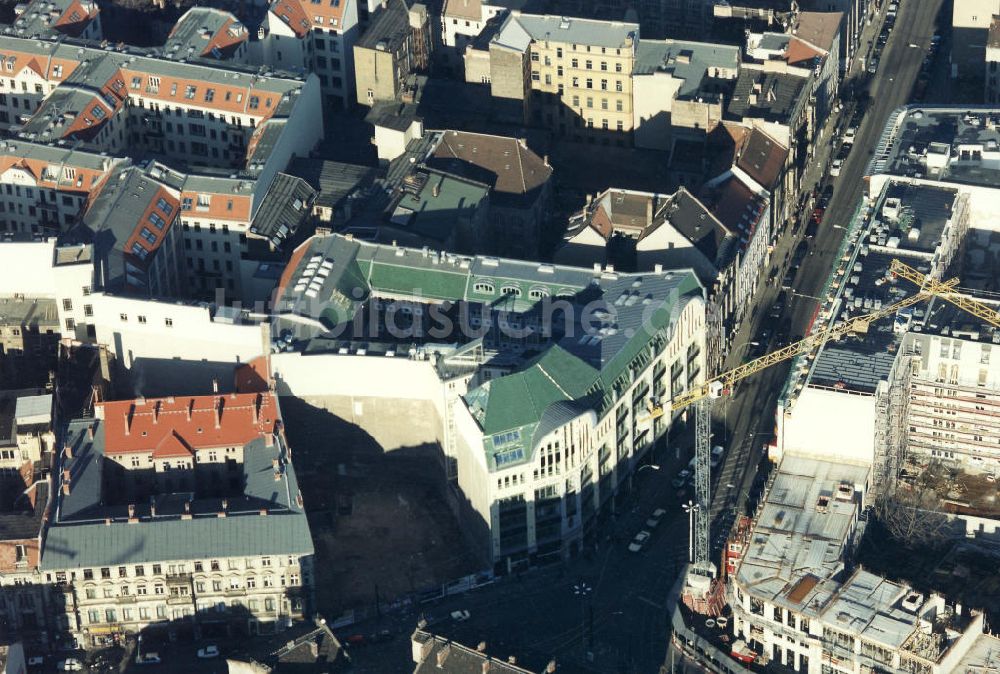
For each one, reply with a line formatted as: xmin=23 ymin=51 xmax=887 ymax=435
xmin=99 ymin=393 xmax=277 ymax=455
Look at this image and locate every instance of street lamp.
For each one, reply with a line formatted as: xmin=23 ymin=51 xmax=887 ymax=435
xmin=681 ymin=500 xmax=700 ymax=564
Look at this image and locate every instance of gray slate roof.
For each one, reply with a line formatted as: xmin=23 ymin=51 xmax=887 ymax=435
xmin=498 ymin=12 xmax=638 ymax=50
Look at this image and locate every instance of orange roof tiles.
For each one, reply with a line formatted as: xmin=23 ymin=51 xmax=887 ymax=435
xmin=99 ymin=393 xmax=278 ymax=456
xmin=271 ymin=0 xmax=348 ymax=37
xmin=786 ymin=36 xmax=824 ymax=67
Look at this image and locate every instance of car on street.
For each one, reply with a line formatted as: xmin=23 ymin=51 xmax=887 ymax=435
xmin=136 ymin=652 xmax=162 ymax=665
xmin=645 ymin=508 xmax=667 ymax=528
xmin=197 ymin=646 xmax=220 ymax=659
xmin=451 ymin=610 xmax=471 ymax=622
xmin=371 ymin=629 xmax=395 ymax=643
xmin=805 ymin=216 xmax=819 ymax=238
xmin=711 ymin=445 xmax=725 ymax=468
xmin=830 ymin=157 xmax=844 ymax=177
xmin=628 ymin=530 xmax=651 ymax=552
xmin=27 ymin=656 xmax=44 ymax=667
xmin=57 ymin=660 xmax=83 ymax=672
xmin=671 ymin=468 xmax=692 ymax=488
xmin=782 ymin=265 xmax=799 ymax=288
xmin=867 ymin=58 xmax=879 ymax=75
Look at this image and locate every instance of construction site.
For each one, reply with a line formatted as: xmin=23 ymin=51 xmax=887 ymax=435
xmin=666 ymin=172 xmax=1000 ymax=673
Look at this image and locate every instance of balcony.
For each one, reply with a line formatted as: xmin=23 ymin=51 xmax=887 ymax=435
xmin=224 ymin=587 xmax=246 ymax=597
xmin=165 ymin=573 xmax=192 ymax=585
xmin=166 ymin=594 xmax=193 ymax=606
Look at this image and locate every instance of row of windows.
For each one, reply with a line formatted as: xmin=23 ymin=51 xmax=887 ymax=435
xmin=84 ymin=596 xmax=286 ymax=625
xmin=472 ymin=281 xmax=557 ymax=299
xmin=531 ymin=52 xmax=624 ymax=73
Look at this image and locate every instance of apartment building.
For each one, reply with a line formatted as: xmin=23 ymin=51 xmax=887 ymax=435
xmin=953 ymin=0 xmax=1000 ymax=79
xmin=631 ymin=39 xmax=740 ymax=151
xmin=729 ymin=454 xmax=987 ymax=674
xmin=0 ymin=390 xmax=52 ymax=644
xmin=0 ymin=390 xmax=53 ymax=470
xmin=423 ymin=130 xmax=553 ymax=259
xmin=440 ymin=0 xmax=523 ymax=69
xmin=353 ymin=0 xmax=430 ymax=106
xmin=483 ymin=13 xmax=639 ymax=144
xmin=897 ymin=330 xmax=1000 ymax=474
xmin=258 ymin=0 xmax=359 ymax=108
xmin=66 ymin=164 xmax=183 ymax=299
xmin=271 ymin=233 xmax=708 ymax=571
xmin=9 ymin=0 xmax=101 ymax=41
xmin=0 ymin=473 xmax=50 ymax=642
xmin=164 ymin=8 xmax=249 ymax=62
xmin=556 ymin=186 xmax=767 ymax=374
xmin=0 ymin=296 xmax=59 ymax=388
xmin=0 ymin=33 xmax=324 ymax=302
xmin=45 ymin=392 xmax=314 ymax=644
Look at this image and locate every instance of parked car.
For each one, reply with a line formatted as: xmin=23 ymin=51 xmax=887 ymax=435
xmin=136 ymin=653 xmax=162 ymax=665
xmin=57 ymin=660 xmax=83 ymax=672
xmin=671 ymin=468 xmax=692 ymax=488
xmin=197 ymin=646 xmax=220 ymax=659
xmin=628 ymin=531 xmax=651 ymax=552
xmin=371 ymin=629 xmax=395 ymax=643
xmin=843 ymin=127 xmax=856 ymax=145
xmin=782 ymin=265 xmax=799 ymax=288
xmin=711 ymin=445 xmax=725 ymax=468
xmin=830 ymin=158 xmax=844 ymax=177
xmin=27 ymin=656 xmax=44 ymax=667
xmin=451 ymin=610 xmax=471 ymax=622
xmin=805 ymin=217 xmax=819 ymax=239
xmin=646 ymin=508 xmax=667 ymax=528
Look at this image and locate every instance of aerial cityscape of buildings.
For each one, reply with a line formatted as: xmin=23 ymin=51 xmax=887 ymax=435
xmin=0 ymin=0 xmax=1000 ymax=671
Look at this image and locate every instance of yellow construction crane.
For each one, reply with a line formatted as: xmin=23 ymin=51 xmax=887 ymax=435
xmin=651 ymin=255 xmax=1000 ymax=593
xmin=889 ymin=259 xmax=1000 ymax=329
xmin=635 ymin=273 xmax=958 ymax=426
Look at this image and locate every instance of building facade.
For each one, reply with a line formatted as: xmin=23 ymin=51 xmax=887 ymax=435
xmin=45 ymin=393 xmax=314 ymax=644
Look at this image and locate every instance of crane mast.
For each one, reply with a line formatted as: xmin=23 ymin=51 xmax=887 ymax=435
xmin=668 ymin=260 xmax=993 ymax=600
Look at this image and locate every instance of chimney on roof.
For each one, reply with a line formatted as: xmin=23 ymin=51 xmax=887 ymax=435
xmin=212 ymin=378 xmax=219 ymax=394
xmin=646 ymin=197 xmax=654 ymax=225
xmin=545 ymin=660 xmax=557 ymax=673
xmin=437 ymin=645 xmax=451 ymax=667
xmin=87 ymin=423 xmax=94 ymax=440
xmin=654 ymin=263 xmax=663 ymax=273
xmin=187 ymin=399 xmax=193 ymax=422
xmin=265 ymin=431 xmax=274 ymax=448
xmin=432 ymin=182 xmax=440 ymax=198
xmin=482 ymin=661 xmax=491 ymax=673
xmin=153 ymin=401 xmax=159 ymax=424
xmin=182 ymin=501 xmax=192 ymax=520
xmin=543 ymin=154 xmax=549 ymax=167
xmin=259 ymin=508 xmax=268 ymax=516
xmin=214 ymin=397 xmax=222 ymax=429
xmin=508 ymin=656 xmax=517 ymax=665
xmin=64 ymin=444 xmax=73 ymax=459
xmin=477 ymin=641 xmax=487 ymax=652
xmin=252 ymin=394 xmax=260 ymax=424
xmin=62 ymin=468 xmax=70 ymax=482
xmin=150 ymin=497 xmax=156 ymax=518
xmin=123 ymin=411 xmax=130 ymax=435
xmin=128 ymin=504 xmax=137 ymax=522
xmin=105 ymin=518 xmax=112 ymax=526
xmin=62 ymin=481 xmax=70 ymax=496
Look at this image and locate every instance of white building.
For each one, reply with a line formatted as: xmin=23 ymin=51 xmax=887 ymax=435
xmin=729 ymin=454 xmax=988 ymax=674
xmin=45 ymin=392 xmax=314 ymax=644
xmin=270 ymin=233 xmax=710 ymax=572
xmin=255 ymin=0 xmax=360 ymax=109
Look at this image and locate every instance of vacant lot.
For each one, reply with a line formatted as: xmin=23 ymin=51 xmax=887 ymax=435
xmin=280 ymin=396 xmax=479 ymax=617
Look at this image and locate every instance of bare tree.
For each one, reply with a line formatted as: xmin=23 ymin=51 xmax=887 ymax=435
xmin=875 ymin=486 xmax=955 ymax=549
